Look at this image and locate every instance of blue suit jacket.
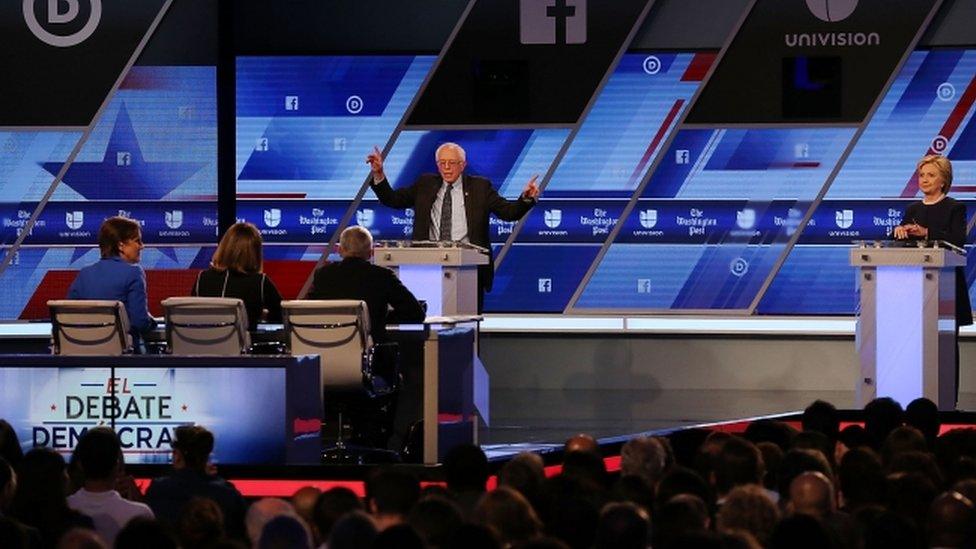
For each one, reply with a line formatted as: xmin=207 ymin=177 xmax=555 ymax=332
xmin=67 ymin=257 xmax=155 ymax=336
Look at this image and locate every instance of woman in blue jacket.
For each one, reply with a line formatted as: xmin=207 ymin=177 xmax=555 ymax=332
xmin=68 ymin=216 xmax=155 ymax=348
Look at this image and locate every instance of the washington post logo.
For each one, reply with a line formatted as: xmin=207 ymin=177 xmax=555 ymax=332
xmin=520 ymin=0 xmax=587 ymax=45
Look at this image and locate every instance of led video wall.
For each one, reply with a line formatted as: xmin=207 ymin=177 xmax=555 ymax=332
xmin=236 ymin=49 xmax=976 ymax=315
xmin=0 ymin=65 xmax=218 ymax=319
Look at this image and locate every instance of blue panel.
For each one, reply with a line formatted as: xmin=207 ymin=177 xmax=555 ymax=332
xmin=484 ymin=245 xmax=600 ymax=313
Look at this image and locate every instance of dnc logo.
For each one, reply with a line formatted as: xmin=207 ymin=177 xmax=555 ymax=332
xmin=805 ymin=0 xmax=858 ymax=23
xmin=639 ymin=209 xmax=657 ymax=229
xmin=835 ymin=209 xmax=854 ymax=229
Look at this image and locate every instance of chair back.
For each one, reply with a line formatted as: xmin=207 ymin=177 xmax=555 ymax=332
xmin=281 ymin=300 xmax=371 ymax=392
xmin=48 ymin=300 xmax=132 ymax=355
xmin=162 ymin=297 xmax=250 ymax=355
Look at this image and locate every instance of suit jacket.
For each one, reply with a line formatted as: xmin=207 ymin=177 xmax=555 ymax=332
xmin=371 ymin=173 xmax=535 ymax=291
xmin=306 ymin=257 xmax=425 ymax=342
xmin=902 ymin=197 xmax=973 ymax=325
xmin=67 ymin=257 xmax=155 ymax=336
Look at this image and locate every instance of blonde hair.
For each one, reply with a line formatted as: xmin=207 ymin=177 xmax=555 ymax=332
xmin=211 ymin=222 xmax=263 ymax=273
xmin=917 ymin=154 xmax=953 ymax=193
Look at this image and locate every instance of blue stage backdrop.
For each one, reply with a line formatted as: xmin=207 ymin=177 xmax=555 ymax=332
xmin=0 ymin=65 xmax=218 ymax=320
xmin=235 ymin=49 xmax=976 ymax=315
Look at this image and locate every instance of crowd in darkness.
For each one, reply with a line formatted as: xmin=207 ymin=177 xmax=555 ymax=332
xmin=2 ymin=397 xmax=976 ymax=548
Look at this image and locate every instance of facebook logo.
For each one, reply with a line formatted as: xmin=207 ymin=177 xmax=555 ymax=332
xmin=256 ymin=138 xmax=269 ymax=152
xmin=637 ymin=279 xmax=651 ymax=294
xmin=333 ymin=137 xmax=347 ymax=151
xmin=675 ymin=149 xmax=690 ymax=165
xmin=520 ymin=0 xmax=587 ymax=45
xmin=538 ymin=278 xmax=553 ymax=293
xmin=794 ymin=143 xmax=809 ymax=159
xmin=285 ymin=96 xmax=299 ymax=111
xmin=116 ymin=152 xmax=131 ymax=166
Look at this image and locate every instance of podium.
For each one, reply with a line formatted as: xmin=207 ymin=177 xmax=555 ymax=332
xmin=850 ymin=242 xmax=966 ymax=410
xmin=374 ymin=241 xmax=489 ymax=316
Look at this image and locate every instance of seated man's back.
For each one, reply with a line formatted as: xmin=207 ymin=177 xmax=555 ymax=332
xmin=307 ymin=226 xmax=424 ymax=341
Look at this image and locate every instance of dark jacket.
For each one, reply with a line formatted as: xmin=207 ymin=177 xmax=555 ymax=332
xmin=901 ymin=196 xmax=973 ymax=325
xmin=191 ymin=268 xmax=283 ymax=331
xmin=145 ymin=469 xmax=246 ymax=541
xmin=307 ymin=257 xmax=425 ymax=341
xmin=371 ymin=173 xmax=535 ymax=291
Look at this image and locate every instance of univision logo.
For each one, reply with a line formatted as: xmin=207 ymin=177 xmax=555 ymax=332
xmin=786 ymin=0 xmax=879 ymax=48
xmin=805 ymin=0 xmax=857 ymax=23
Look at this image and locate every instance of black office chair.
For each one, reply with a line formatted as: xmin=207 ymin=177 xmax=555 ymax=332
xmin=281 ymin=299 xmax=401 ymax=464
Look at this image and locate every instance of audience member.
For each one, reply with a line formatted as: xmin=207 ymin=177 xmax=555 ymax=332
xmin=561 ymin=449 xmax=609 ymax=490
xmin=0 ymin=420 xmax=23 ymax=470
xmin=594 ymin=502 xmax=649 ymax=549
xmin=905 ymin=397 xmax=940 ymax=449
xmin=610 ymin=474 xmax=655 ymax=515
xmin=245 ymin=498 xmax=298 ymax=547
xmin=881 ymin=425 xmax=927 ymax=467
xmin=776 ymin=449 xmax=831 ymax=501
xmin=791 ymin=431 xmax=835 ymax=470
xmin=755 ymin=441 xmax=784 ymax=492
xmin=192 ymin=221 xmax=282 ymax=330
xmin=66 ymin=427 xmax=153 ymax=546
xmin=713 ymin=437 xmax=764 ymax=504
xmin=258 ymin=514 xmax=312 ymax=549
xmin=539 ymin=475 xmax=601 ymax=549
xmin=407 ymin=495 xmax=463 ymax=549
xmin=372 ymin=523 xmax=425 ymax=549
xmin=863 ymin=397 xmax=904 ymax=450
xmin=473 ymin=486 xmax=542 ymax=546
xmin=564 ymin=434 xmax=600 ymax=455
xmin=768 ymin=513 xmax=835 ymax=549
xmin=145 ymin=425 xmax=246 ymax=540
xmin=1 ymin=455 xmax=43 ymax=549
xmin=927 ymin=491 xmax=976 ymax=549
xmin=327 ymin=510 xmax=377 ymax=549
xmin=290 ymin=486 xmax=320 ymax=530
xmin=886 ymin=472 xmax=938 ymax=532
xmin=365 ymin=468 xmax=420 ymax=530
xmin=855 ymin=506 xmax=918 ymax=549
xmin=655 ymin=465 xmax=715 ymax=513
xmin=837 ymin=447 xmax=886 ymax=512
xmin=310 ymin=486 xmax=362 ymax=546
xmin=652 ymin=494 xmax=710 ymax=549
xmin=55 ymin=527 xmax=107 ymax=549
xmin=113 ymin=517 xmax=178 ymax=549
xmin=742 ymin=420 xmax=797 ymax=454
xmin=10 ymin=448 xmax=94 ymax=547
xmin=443 ymin=444 xmax=489 ymax=517
xmin=802 ymin=400 xmax=840 ymax=444
xmin=716 ymin=484 xmax=779 ymax=547
xmin=177 ymin=497 xmax=225 ymax=548
xmin=787 ymin=471 xmax=835 ymax=519
xmin=620 ymin=436 xmax=667 ymax=486
xmin=445 ymin=523 xmax=500 ymax=549
xmin=497 ymin=452 xmax=546 ymax=511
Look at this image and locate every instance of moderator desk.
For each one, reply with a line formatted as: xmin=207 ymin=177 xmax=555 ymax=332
xmin=0 ymin=354 xmax=322 ymax=465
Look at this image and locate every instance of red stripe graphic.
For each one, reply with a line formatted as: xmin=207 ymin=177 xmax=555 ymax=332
xmin=681 ymin=52 xmax=717 ymax=82
xmin=628 ymin=99 xmax=685 ymax=188
xmin=900 ymin=74 xmax=976 ymax=197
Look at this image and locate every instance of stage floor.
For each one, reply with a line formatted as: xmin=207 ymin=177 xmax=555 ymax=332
xmin=480 ymin=388 xmax=857 ymax=458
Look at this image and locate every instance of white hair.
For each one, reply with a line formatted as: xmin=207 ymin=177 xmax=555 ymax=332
xmin=435 ymin=142 xmax=466 ymax=162
xmin=339 ymin=225 xmax=373 ymax=259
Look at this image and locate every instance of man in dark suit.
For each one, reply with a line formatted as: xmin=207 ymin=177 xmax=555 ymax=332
xmin=307 ymin=225 xmax=425 ymax=341
xmin=366 ymin=142 xmax=540 ymax=301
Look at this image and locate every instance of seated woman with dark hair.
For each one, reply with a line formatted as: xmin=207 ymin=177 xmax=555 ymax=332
xmin=191 ymin=222 xmax=282 ymax=330
xmin=68 ymin=216 xmax=155 ymax=348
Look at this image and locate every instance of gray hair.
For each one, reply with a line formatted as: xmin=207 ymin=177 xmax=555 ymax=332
xmin=339 ymin=226 xmax=373 ymax=259
xmin=435 ymin=142 xmax=466 ymax=162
